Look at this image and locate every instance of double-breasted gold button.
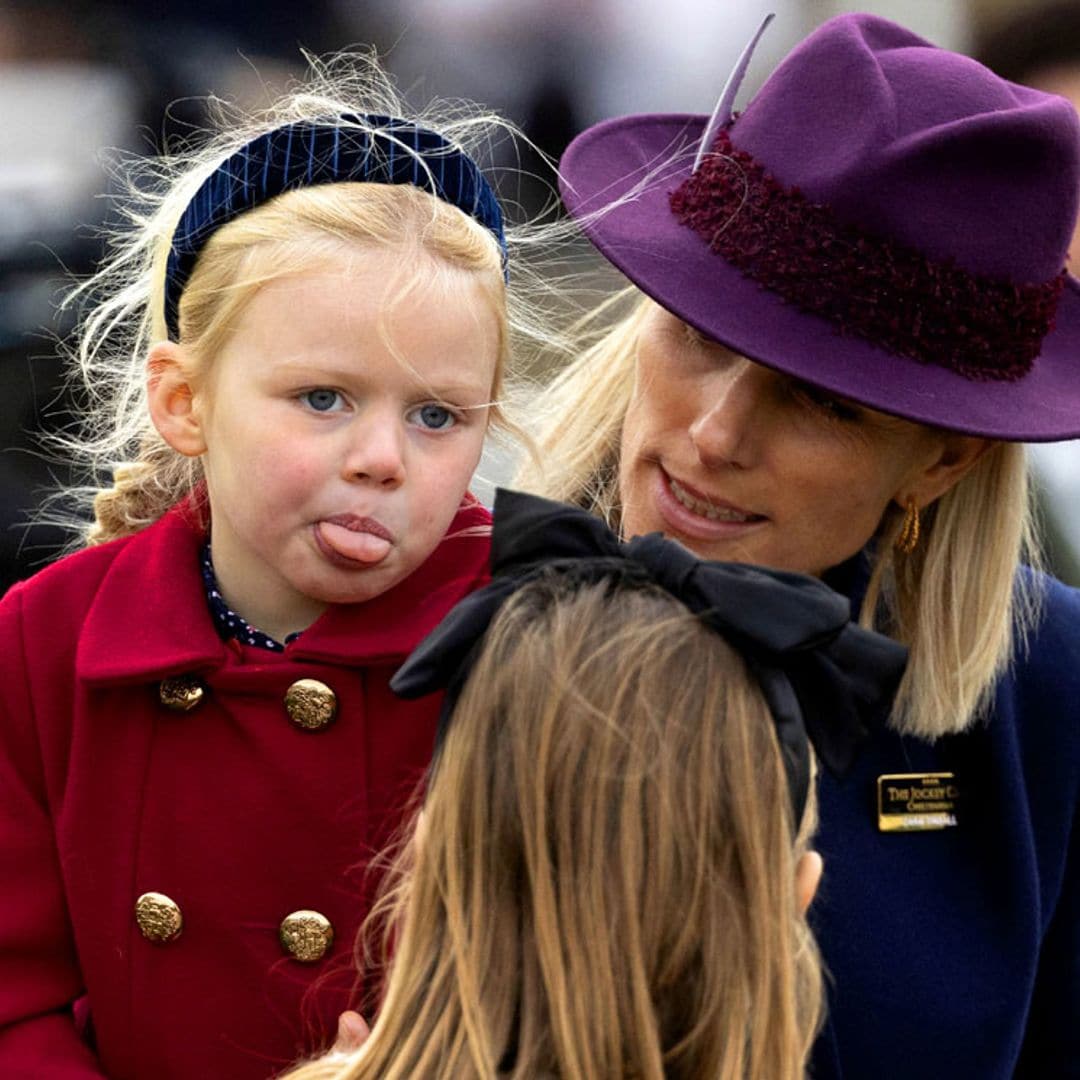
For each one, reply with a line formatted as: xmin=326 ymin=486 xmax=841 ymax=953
xmin=284 ymin=679 xmax=337 ymax=731
xmin=159 ymin=675 xmax=206 ymax=712
xmin=279 ymin=910 xmax=334 ymax=962
xmin=135 ymin=891 xmax=183 ymax=943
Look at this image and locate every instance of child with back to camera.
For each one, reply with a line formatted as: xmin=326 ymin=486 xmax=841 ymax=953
xmin=0 ymin=55 xmax=549 ymax=1079
xmin=284 ymin=488 xmax=908 ymax=1080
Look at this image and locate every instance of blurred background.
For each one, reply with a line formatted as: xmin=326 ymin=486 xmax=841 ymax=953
xmin=3 ymin=0 xmax=1079 ymax=591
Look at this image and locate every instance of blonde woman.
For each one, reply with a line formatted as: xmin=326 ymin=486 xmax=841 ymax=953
xmin=516 ymin=12 xmax=1080 ymax=1077
xmin=285 ymin=488 xmax=905 ymax=1079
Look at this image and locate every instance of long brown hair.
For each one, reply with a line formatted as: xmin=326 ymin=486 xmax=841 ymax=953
xmin=286 ymin=573 xmax=822 ymax=1079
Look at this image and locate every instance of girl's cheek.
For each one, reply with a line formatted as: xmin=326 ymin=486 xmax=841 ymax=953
xmin=246 ymin=453 xmax=321 ymax=493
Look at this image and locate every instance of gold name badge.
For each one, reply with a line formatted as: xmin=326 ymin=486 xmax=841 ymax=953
xmin=877 ymin=772 xmax=959 ymax=832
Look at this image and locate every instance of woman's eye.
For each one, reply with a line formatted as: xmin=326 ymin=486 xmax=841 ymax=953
xmin=411 ymin=403 xmax=457 ymax=431
xmin=301 ymin=389 xmax=345 ymax=412
xmin=682 ymin=321 xmax=705 ymax=347
xmin=796 ymin=383 xmax=860 ymax=422
xmin=678 ymin=320 xmax=718 ymax=355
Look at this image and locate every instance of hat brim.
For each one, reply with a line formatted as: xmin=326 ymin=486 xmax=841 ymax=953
xmin=560 ymin=114 xmax=1080 ymax=442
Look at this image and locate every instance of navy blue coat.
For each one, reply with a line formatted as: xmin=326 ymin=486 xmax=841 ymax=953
xmin=809 ymin=572 xmax=1080 ymax=1078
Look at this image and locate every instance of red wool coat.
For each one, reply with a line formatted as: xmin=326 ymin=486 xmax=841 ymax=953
xmin=0 ymin=500 xmax=491 ymax=1079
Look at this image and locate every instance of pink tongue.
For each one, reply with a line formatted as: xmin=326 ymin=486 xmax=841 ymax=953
xmin=319 ymin=522 xmax=392 ymax=565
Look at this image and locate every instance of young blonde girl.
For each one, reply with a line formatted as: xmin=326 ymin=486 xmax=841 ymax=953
xmin=0 ymin=56 xmax=551 ymax=1079
xmin=285 ymin=488 xmax=906 ymax=1079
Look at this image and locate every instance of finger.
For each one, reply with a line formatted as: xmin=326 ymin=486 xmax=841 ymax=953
xmin=333 ymin=1010 xmax=371 ymax=1054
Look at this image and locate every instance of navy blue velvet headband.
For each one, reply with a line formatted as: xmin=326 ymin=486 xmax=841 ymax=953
xmin=163 ymin=114 xmax=508 ymax=340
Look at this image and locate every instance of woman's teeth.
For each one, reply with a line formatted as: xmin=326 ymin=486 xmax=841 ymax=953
xmin=670 ymin=477 xmax=755 ymax=521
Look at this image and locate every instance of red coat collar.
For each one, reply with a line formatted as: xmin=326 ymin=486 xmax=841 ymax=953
xmin=76 ymin=500 xmax=492 ymax=684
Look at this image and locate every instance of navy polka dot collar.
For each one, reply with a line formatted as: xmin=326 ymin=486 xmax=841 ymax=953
xmin=199 ymin=543 xmax=301 ymax=652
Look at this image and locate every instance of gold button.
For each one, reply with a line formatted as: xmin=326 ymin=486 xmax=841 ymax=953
xmin=159 ymin=675 xmax=206 ymax=712
xmin=135 ymin=891 xmax=183 ymax=944
xmin=279 ymin=910 xmax=334 ymax=962
xmin=283 ymin=679 xmax=337 ymax=731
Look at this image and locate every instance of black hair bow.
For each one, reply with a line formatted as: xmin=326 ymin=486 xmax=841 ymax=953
xmin=392 ymin=488 xmax=907 ymax=822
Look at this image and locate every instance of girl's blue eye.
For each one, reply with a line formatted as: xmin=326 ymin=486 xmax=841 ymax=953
xmin=413 ymin=403 xmax=456 ymax=431
xmin=302 ymin=389 xmax=344 ymax=412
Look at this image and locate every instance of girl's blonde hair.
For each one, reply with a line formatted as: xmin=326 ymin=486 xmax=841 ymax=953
xmin=53 ymin=52 xmax=565 ymax=546
xmin=286 ymin=574 xmax=822 ymax=1079
xmin=515 ymin=293 xmax=1043 ymax=740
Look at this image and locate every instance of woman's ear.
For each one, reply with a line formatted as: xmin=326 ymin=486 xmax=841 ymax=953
xmin=795 ymin=850 xmax=824 ymax=915
xmin=147 ymin=342 xmax=207 ymax=457
xmin=897 ymin=433 xmax=992 ymax=510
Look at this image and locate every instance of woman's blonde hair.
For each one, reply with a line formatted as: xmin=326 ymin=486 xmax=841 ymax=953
xmin=515 ymin=293 xmax=1043 ymax=739
xmin=286 ymin=574 xmax=822 ymax=1079
xmin=51 ymin=52 xmax=566 ymax=546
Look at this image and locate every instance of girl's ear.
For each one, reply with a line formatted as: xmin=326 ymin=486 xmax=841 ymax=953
xmin=795 ymin=850 xmax=824 ymax=915
xmin=147 ymin=342 xmax=207 ymax=457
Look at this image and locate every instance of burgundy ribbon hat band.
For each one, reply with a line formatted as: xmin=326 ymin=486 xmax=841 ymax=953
xmin=558 ymin=12 xmax=1080 ymax=440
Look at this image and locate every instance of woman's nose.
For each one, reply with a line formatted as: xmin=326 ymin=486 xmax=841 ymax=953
xmin=688 ymin=360 xmax=769 ymax=470
xmin=342 ymin=410 xmax=406 ymax=487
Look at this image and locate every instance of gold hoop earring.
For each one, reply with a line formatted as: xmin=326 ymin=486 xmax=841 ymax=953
xmin=895 ymin=497 xmax=920 ymax=554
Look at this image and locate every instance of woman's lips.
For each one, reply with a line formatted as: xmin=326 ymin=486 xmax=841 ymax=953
xmin=667 ymin=476 xmax=760 ymax=521
xmin=314 ymin=515 xmax=394 ymax=566
xmin=651 ymin=467 xmax=767 ymax=541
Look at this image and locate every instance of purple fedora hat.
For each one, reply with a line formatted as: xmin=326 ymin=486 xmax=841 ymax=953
xmin=559 ymin=13 xmax=1080 ymax=440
